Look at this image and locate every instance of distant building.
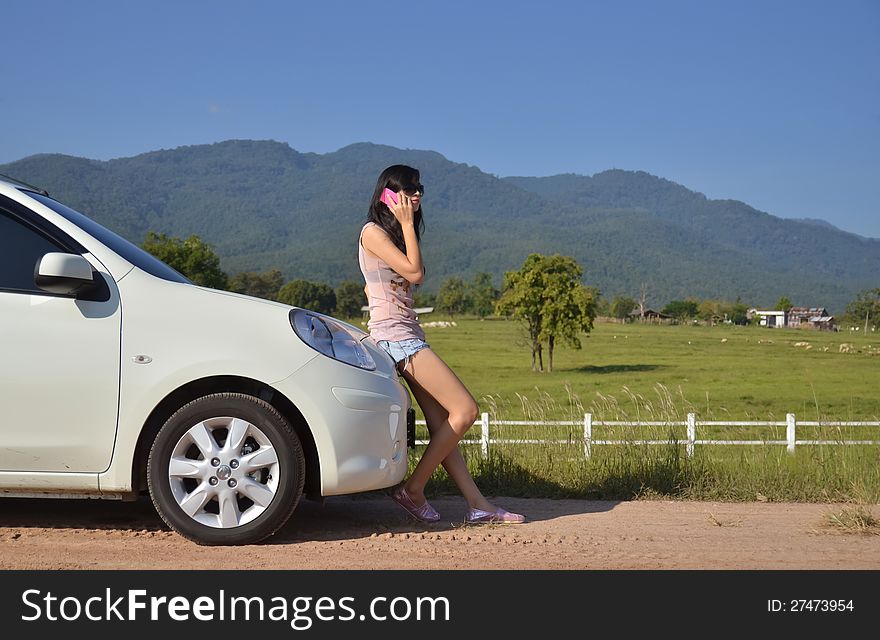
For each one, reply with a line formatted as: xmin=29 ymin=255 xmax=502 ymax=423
xmin=360 ymin=305 xmax=434 ymax=316
xmin=627 ymin=308 xmax=674 ymax=323
xmin=748 ymin=309 xmax=787 ymax=328
xmin=747 ymin=307 xmax=837 ymax=331
xmin=787 ymin=307 xmax=835 ymax=330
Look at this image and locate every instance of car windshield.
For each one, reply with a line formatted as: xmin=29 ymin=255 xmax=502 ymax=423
xmin=23 ymin=190 xmax=192 ymax=284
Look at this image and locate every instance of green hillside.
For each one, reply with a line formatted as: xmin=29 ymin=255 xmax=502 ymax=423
xmin=2 ymin=140 xmax=876 ymax=312
xmin=507 ymin=171 xmax=880 ymax=309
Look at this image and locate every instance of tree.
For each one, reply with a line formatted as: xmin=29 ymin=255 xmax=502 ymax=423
xmin=610 ymin=296 xmax=637 ymax=322
xmin=497 ymin=253 xmax=595 ymax=372
xmin=470 ymin=272 xmax=499 ymax=318
xmin=587 ymin=286 xmax=609 ymax=317
xmin=497 ymin=255 xmax=546 ymax=371
xmin=277 ymin=279 xmax=336 ymax=314
xmin=413 ymin=291 xmax=436 ymax=309
xmin=775 ymin=296 xmax=793 ymax=312
xmin=662 ymin=299 xmax=699 ymax=320
xmin=141 ymin=231 xmax=228 ymax=289
xmin=638 ymin=282 xmax=649 ymax=318
xmin=229 ymin=269 xmax=284 ymax=300
xmin=729 ymin=300 xmax=751 ymax=325
xmin=436 ymin=276 xmax=471 ymax=318
xmin=844 ymin=288 xmax=880 ymax=331
xmin=539 ymin=263 xmax=596 ymax=371
xmin=335 ymin=280 xmax=366 ymax=319
xmin=698 ymin=299 xmax=731 ymax=324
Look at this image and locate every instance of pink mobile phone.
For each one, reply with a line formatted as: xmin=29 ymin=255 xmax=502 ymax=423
xmin=380 ymin=188 xmax=398 ymax=207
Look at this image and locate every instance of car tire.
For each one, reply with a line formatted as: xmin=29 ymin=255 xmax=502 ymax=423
xmin=147 ymin=392 xmax=305 ymax=545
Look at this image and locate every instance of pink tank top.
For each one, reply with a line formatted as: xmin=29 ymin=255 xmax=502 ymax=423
xmin=358 ymin=222 xmax=426 ymax=342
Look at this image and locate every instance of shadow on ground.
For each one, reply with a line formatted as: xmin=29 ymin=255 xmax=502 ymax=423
xmin=0 ymin=495 xmax=165 ymax=532
xmin=0 ymin=492 xmax=621 ymax=546
xmin=267 ymin=494 xmax=620 ymax=545
xmin=573 ymin=364 xmax=664 ymax=374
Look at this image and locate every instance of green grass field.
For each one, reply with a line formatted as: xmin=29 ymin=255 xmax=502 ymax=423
xmin=389 ymin=317 xmax=880 ymax=503
xmin=419 ymin=318 xmax=880 ymax=421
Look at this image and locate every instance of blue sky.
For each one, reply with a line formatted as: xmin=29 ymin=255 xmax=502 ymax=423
xmin=3 ymin=0 xmax=878 ymax=237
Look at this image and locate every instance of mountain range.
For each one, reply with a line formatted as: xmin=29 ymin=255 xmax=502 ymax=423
xmin=2 ymin=140 xmax=876 ymax=313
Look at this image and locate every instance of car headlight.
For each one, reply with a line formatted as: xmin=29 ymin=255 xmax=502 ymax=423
xmin=289 ymin=309 xmax=376 ymax=370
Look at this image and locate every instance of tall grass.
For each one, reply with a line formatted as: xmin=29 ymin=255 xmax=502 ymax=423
xmin=823 ymin=505 xmax=880 ymax=534
xmin=404 ymin=318 xmax=880 ymax=503
xmin=414 ymin=383 xmax=880 ymax=503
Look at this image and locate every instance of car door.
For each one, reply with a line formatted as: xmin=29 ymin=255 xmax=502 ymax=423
xmin=0 ymin=202 xmax=121 ymax=473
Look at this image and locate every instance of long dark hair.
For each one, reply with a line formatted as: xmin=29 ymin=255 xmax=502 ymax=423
xmin=367 ymin=164 xmax=425 ymax=253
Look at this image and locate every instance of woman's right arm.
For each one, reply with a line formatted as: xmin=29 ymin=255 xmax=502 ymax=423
xmin=361 ymin=194 xmax=424 ymax=284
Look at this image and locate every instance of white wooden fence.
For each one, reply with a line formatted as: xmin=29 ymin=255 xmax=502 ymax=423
xmin=415 ymin=413 xmax=880 ymax=459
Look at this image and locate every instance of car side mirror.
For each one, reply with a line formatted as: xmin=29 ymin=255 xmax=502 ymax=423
xmin=34 ymin=252 xmax=96 ymax=296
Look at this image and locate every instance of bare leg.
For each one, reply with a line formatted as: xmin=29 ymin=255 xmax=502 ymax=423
xmin=399 ymin=348 xmax=498 ymax=512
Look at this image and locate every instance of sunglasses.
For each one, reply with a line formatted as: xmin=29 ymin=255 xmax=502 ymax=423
xmin=399 ymin=184 xmax=425 ymax=196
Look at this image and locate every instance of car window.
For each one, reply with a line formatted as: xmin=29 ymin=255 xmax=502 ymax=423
xmin=0 ymin=211 xmax=68 ymax=294
xmin=23 ymin=191 xmax=192 ymax=285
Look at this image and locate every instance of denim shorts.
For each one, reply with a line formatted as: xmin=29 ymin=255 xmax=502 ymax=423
xmin=376 ymin=338 xmax=430 ymax=372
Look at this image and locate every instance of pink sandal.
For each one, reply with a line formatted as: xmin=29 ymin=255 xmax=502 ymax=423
xmin=466 ymin=507 xmax=526 ymax=524
xmin=392 ymin=485 xmax=440 ymax=523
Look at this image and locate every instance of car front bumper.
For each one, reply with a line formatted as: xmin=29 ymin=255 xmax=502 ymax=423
xmin=274 ymin=355 xmax=412 ymax=496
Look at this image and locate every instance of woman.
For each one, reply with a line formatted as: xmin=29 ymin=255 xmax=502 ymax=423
xmin=358 ymin=164 xmax=524 ymax=524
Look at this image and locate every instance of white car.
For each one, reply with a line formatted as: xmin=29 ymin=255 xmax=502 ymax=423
xmin=0 ymin=176 xmax=413 ymax=545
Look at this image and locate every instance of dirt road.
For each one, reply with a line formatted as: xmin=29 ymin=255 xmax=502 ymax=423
xmin=1 ymin=495 xmax=878 ymax=570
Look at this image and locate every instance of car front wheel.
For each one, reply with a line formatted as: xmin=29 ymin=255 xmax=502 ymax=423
xmin=147 ymin=393 xmax=305 ymax=545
